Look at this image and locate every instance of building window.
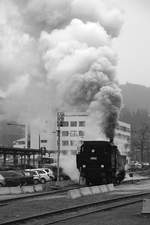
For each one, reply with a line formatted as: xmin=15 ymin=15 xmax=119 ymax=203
xmin=71 ymin=150 xmax=77 ymax=155
xmin=79 ymin=130 xmax=84 ymax=137
xmin=70 ymin=140 xmax=78 ymax=146
xmin=70 ymin=131 xmax=78 ymax=136
xmin=62 ymin=131 xmax=69 ymax=136
xmin=61 ymin=150 xmax=68 ymax=155
xmin=127 ymin=136 xmax=130 ymax=142
xmin=62 ymin=140 xmax=69 ymax=146
xmin=18 ymin=141 xmax=25 ymax=145
xmin=63 ymin=121 xmax=69 ymax=127
xmin=79 ymin=121 xmax=85 ymax=127
xmin=41 ymin=140 xmax=47 ymax=143
xmin=118 ymin=126 xmax=130 ymax=132
xmin=70 ymin=121 xmax=77 ymax=127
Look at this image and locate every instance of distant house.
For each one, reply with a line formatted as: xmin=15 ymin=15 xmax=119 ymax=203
xmin=13 ymin=138 xmax=26 ymax=148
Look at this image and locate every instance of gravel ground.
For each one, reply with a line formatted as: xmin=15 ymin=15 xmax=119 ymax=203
xmin=53 ymin=202 xmax=150 ymax=225
xmin=0 ymin=180 xmax=150 ymax=223
xmin=0 ymin=192 xmax=128 ymax=222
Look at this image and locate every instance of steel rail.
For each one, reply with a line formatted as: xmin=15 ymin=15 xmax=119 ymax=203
xmin=0 ymin=184 xmax=80 ymax=204
xmin=0 ymin=191 xmax=150 ymax=225
xmin=45 ymin=197 xmax=143 ymax=225
xmin=0 ymin=177 xmax=149 ymax=204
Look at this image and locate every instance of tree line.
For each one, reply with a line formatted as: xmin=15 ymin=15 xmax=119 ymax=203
xmin=119 ymin=107 xmax=150 ymax=163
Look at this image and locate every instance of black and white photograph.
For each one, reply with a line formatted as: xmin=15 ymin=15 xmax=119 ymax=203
xmin=0 ymin=0 xmax=150 ymax=224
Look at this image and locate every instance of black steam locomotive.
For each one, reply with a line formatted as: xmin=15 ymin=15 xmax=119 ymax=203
xmin=76 ymin=140 xmax=126 ymax=185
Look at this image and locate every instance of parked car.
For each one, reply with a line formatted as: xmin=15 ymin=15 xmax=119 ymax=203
xmin=25 ymin=169 xmax=50 ymax=184
xmin=23 ymin=170 xmax=40 ymax=185
xmin=0 ymin=165 xmax=19 ymax=171
xmin=37 ymin=168 xmax=55 ymax=180
xmin=0 ymin=174 xmax=5 ymax=187
xmin=142 ymin=162 xmax=150 ymax=169
xmin=130 ymin=161 xmax=142 ymax=170
xmin=0 ymin=165 xmax=35 ymax=171
xmin=0 ymin=170 xmax=33 ymax=187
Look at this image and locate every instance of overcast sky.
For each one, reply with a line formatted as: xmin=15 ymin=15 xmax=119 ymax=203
xmin=114 ymin=0 xmax=150 ymax=86
xmin=0 ymin=0 xmax=149 ymax=125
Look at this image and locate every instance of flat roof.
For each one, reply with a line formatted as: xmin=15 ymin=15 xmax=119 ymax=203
xmin=0 ymin=147 xmax=56 ymax=155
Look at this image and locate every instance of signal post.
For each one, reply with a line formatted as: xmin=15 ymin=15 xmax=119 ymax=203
xmin=56 ymin=112 xmax=65 ymax=182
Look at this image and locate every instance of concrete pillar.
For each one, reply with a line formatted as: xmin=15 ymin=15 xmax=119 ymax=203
xmin=33 ymin=154 xmax=35 ymax=167
xmin=20 ymin=154 xmax=23 ymax=166
xmin=24 ymin=155 xmax=26 ymax=167
xmin=3 ymin=154 xmax=6 ymax=165
xmin=27 ymin=155 xmax=30 ymax=167
xmin=13 ymin=154 xmax=18 ymax=166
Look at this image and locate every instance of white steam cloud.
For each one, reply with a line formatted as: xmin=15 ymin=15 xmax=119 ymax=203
xmin=0 ymin=0 xmax=123 ymax=134
xmin=60 ymin=154 xmax=79 ymax=182
xmin=0 ymin=0 xmax=123 ymax=180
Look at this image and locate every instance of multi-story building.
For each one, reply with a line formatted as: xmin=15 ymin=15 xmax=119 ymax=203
xmin=13 ymin=138 xmax=26 ymax=148
xmin=13 ymin=112 xmax=131 ymax=163
xmin=59 ymin=113 xmax=131 ymax=158
xmin=12 ymin=134 xmax=49 ymax=150
xmin=114 ymin=121 xmax=131 ymax=164
xmin=59 ymin=112 xmax=88 ymax=155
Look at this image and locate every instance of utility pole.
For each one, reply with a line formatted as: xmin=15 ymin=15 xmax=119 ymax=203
xmin=56 ymin=112 xmax=64 ymax=182
xmin=26 ymin=124 xmax=31 ymax=149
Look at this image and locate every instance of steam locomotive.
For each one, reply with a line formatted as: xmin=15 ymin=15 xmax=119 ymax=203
xmin=76 ymin=140 xmax=126 ymax=185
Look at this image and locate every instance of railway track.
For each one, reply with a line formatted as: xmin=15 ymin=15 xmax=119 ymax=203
xmin=0 ymin=191 xmax=150 ymax=225
xmin=0 ymin=183 xmax=81 ymax=204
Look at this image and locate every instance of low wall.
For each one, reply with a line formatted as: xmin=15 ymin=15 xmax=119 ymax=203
xmin=0 ymin=180 xmax=75 ymax=195
xmin=68 ymin=183 xmax=115 ymax=199
xmin=0 ymin=184 xmax=43 ymax=195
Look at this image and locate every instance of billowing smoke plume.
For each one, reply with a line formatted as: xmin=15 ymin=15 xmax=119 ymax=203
xmin=0 ymin=0 xmax=123 ymax=139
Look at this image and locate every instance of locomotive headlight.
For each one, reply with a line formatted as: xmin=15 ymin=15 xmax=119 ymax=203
xmin=82 ymin=165 xmax=86 ymax=168
xmin=101 ymin=164 xmax=104 ymax=168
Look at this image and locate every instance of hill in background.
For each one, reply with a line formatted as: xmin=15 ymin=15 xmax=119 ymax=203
xmin=120 ymin=83 xmax=150 ymax=113
xmin=0 ymin=120 xmax=25 ymax=147
xmin=0 ymin=82 xmax=149 ymax=147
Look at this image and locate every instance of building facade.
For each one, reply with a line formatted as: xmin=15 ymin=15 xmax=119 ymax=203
xmin=13 ymin=138 xmax=26 ymax=148
xmin=59 ymin=113 xmax=131 ymax=159
xmin=13 ymin=112 xmax=131 ymax=163
xmin=59 ymin=112 xmax=88 ymax=155
xmin=114 ymin=121 xmax=131 ymax=164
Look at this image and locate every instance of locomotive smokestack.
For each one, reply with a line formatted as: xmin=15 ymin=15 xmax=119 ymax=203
xmin=109 ymin=137 xmax=114 ymax=144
